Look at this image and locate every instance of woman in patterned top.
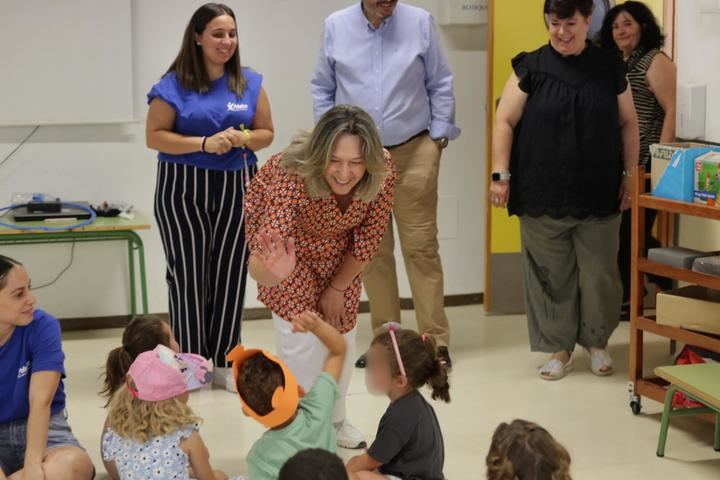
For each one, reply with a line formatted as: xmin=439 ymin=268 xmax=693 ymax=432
xmin=244 ymin=105 xmax=395 ymax=449
xmin=600 ymin=1 xmax=676 ymax=312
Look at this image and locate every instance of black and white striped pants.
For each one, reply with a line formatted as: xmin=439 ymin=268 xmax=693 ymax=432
xmin=154 ymin=161 xmax=256 ymax=367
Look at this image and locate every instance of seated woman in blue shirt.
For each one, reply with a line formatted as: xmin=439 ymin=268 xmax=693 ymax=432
xmin=0 ymin=255 xmax=94 ymax=480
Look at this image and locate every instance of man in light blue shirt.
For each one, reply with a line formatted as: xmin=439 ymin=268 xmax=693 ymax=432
xmin=312 ymin=0 xmax=460 ymax=146
xmin=311 ymin=1 xmax=460 ymax=438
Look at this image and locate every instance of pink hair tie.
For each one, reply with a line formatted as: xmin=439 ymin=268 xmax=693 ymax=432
xmin=383 ymin=322 xmax=406 ymax=378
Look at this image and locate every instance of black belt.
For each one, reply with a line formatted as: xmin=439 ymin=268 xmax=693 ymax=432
xmin=383 ymin=129 xmax=428 ymax=149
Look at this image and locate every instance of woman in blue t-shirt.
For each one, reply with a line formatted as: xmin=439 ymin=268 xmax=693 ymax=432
xmin=146 ymin=3 xmax=274 ymax=391
xmin=0 ymin=255 xmax=94 ymax=479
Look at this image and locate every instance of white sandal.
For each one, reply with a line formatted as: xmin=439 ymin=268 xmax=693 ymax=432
xmin=539 ymin=355 xmax=573 ymax=381
xmin=587 ymin=349 xmax=614 ymax=376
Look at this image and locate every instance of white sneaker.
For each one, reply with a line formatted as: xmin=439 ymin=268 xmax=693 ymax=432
xmin=213 ymin=367 xmax=237 ymax=393
xmin=335 ymin=421 xmax=367 ymax=449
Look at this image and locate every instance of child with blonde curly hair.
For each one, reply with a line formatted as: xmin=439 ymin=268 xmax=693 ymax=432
xmin=103 ymin=345 xmax=227 ymax=480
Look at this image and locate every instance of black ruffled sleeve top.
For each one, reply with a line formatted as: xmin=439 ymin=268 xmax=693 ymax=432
xmin=508 ymin=42 xmax=629 ymax=219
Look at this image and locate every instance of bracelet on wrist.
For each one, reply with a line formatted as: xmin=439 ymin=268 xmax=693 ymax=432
xmin=200 ymin=136 xmax=207 ymax=153
xmin=329 ymin=283 xmax=345 ymax=293
xmin=239 ymin=124 xmax=251 ymax=148
xmin=622 ymin=169 xmax=633 ymax=178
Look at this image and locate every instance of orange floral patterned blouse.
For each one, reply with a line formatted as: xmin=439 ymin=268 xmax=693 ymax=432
xmin=244 ymin=154 xmax=395 ymax=333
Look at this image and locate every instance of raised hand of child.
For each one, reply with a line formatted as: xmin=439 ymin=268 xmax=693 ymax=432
xmin=255 ymin=229 xmax=296 ymax=284
xmin=291 ymin=311 xmax=323 ymax=334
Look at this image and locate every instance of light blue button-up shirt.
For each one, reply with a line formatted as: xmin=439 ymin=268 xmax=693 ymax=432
xmin=311 ymin=2 xmax=461 ymax=147
xmin=589 ymin=0 xmax=614 ymax=40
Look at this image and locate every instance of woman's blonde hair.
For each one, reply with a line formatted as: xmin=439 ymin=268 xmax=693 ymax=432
xmin=486 ymin=420 xmax=572 ymax=480
xmin=280 ymin=105 xmax=387 ymax=203
xmin=107 ymin=385 xmax=201 ymax=443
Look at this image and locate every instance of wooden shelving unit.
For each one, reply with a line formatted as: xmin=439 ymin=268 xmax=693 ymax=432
xmin=629 ymin=166 xmax=720 ymax=415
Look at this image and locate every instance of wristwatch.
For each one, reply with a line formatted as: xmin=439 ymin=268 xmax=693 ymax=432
xmin=436 ymin=137 xmax=449 ymax=149
xmin=491 ymin=171 xmax=512 ymax=182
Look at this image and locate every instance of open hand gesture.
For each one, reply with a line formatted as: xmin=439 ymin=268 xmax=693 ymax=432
xmin=255 ymin=229 xmax=296 ymax=284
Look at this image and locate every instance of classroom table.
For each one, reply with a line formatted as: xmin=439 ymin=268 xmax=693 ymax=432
xmin=655 ymin=363 xmax=720 ymax=457
xmin=0 ymin=213 xmax=151 ymax=317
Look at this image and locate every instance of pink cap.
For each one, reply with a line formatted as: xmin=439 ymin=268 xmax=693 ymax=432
xmin=127 ymin=345 xmax=213 ymax=401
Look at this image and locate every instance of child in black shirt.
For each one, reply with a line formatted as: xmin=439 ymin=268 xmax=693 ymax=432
xmin=347 ymin=326 xmax=450 ymax=480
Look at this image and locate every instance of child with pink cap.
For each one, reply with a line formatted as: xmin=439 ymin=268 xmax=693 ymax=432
xmin=102 ymin=345 xmax=228 ymax=480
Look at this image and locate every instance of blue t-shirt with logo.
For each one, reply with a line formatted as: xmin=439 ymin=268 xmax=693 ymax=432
xmin=147 ymin=67 xmax=263 ymax=171
xmin=0 ymin=309 xmax=66 ymax=424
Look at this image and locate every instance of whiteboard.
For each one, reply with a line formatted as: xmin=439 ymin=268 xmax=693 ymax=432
xmin=0 ymin=1 xmax=134 ymax=126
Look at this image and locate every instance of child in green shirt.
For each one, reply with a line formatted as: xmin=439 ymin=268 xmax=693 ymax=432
xmin=226 ymin=311 xmax=346 ymax=480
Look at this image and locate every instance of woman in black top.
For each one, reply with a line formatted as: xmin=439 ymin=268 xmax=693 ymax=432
xmin=490 ymin=0 xmax=639 ymax=380
xmin=600 ymin=1 xmax=676 ymax=313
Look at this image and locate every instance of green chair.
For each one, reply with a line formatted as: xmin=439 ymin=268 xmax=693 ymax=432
xmin=655 ymin=364 xmax=720 ymax=457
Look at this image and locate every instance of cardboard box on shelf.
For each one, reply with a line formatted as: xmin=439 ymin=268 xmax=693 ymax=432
xmin=650 ymin=143 xmax=720 ymax=201
xmin=651 ymin=143 xmax=702 ymax=189
xmin=694 ymin=151 xmax=720 ymax=206
xmin=656 ymin=285 xmax=720 ymax=336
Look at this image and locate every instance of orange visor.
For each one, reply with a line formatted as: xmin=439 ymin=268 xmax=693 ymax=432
xmin=226 ymin=345 xmax=303 ymax=429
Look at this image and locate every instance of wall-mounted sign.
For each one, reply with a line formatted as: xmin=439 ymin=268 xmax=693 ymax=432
xmin=438 ymin=0 xmax=489 ymax=25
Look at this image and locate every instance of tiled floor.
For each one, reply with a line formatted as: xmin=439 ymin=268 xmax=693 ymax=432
xmin=60 ymin=306 xmax=720 ymax=479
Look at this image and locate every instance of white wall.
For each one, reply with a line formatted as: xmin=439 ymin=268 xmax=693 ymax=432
xmin=0 ymin=0 xmax=487 ymax=318
xmin=675 ymin=1 xmax=720 ymax=249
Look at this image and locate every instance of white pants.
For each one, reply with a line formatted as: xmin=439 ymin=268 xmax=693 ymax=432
xmin=272 ymin=313 xmax=356 ymax=424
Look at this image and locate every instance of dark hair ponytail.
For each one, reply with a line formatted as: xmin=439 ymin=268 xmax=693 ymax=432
xmin=423 ymin=337 xmax=451 ymax=402
xmin=100 ymin=315 xmax=173 ymax=405
xmin=0 ymin=255 xmax=22 ymax=290
xmin=371 ymin=329 xmax=451 ymax=403
xmin=101 ymin=346 xmax=134 ymax=405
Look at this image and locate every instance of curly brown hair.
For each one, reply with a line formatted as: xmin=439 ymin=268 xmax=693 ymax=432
xmin=486 ymin=420 xmax=572 ymax=480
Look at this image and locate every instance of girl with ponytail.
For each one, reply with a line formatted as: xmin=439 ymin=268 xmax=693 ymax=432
xmin=100 ymin=315 xmax=179 ymax=403
xmin=100 ymin=315 xmax=179 ymax=479
xmin=347 ymin=325 xmax=449 ymax=480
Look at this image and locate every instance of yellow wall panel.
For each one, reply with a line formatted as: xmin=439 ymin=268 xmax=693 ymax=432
xmin=489 ymin=0 xmax=666 ymax=255
xmin=489 ymin=0 xmax=547 ymax=253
